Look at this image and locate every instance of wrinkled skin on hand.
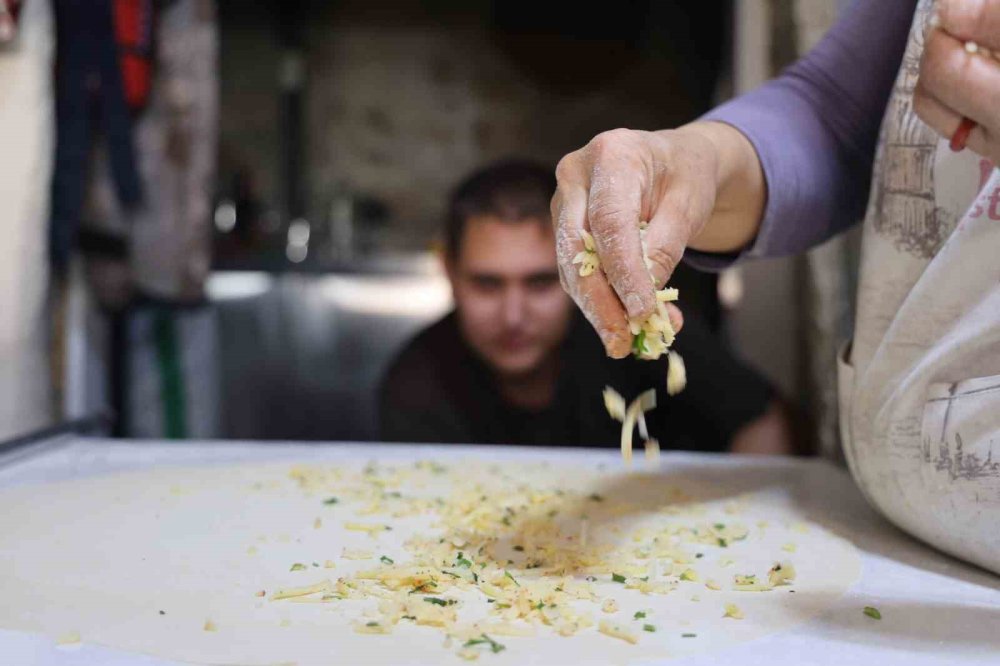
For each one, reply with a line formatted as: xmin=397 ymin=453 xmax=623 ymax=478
xmin=552 ymin=128 xmax=718 ymax=358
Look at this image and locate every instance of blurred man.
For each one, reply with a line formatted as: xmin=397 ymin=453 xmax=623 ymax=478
xmin=379 ymin=160 xmax=792 ymax=453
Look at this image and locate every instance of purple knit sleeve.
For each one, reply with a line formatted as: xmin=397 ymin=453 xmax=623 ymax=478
xmin=685 ymin=0 xmax=917 ymax=270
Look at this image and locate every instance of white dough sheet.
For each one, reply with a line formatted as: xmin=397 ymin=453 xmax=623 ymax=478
xmin=0 ymin=452 xmax=862 ymax=665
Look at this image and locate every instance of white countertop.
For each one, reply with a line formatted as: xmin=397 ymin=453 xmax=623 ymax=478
xmin=0 ymin=437 xmax=997 ymax=665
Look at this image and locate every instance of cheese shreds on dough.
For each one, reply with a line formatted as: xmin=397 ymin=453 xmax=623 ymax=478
xmin=255 ymin=462 xmax=820 ymax=660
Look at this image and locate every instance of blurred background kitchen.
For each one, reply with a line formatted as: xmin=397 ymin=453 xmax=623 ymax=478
xmin=0 ymin=0 xmax=856 ymax=458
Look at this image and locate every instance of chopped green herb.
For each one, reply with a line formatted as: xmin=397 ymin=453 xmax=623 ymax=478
xmin=682 ymin=633 xmax=697 ymax=638
xmin=634 ymin=611 xmax=647 ymax=620
xmin=463 ymin=633 xmax=506 ymax=654
xmin=159 ymin=610 xmax=165 ymax=616
xmin=612 ymin=573 xmax=627 ymax=584
xmin=402 ymin=615 xmax=416 ymax=620
xmin=535 ymin=602 xmax=545 ymax=610
xmin=643 ymin=624 xmax=656 ymax=633
xmin=504 ymin=570 xmax=520 ymax=587
xmin=455 ymin=552 xmax=473 ymax=568
xmin=442 ymin=571 xmax=461 ymax=579
xmin=366 ymin=621 xmax=379 ymax=627
xmin=423 ymin=597 xmax=457 ymax=607
xmin=322 ymin=497 xmax=339 ymax=505
xmin=863 ymin=606 xmax=882 ymax=620
xmin=290 ymin=563 xmax=306 ymax=571
xmin=472 ymin=572 xmax=479 ymax=583
xmin=501 ymin=515 xmax=512 ymax=526
xmin=717 ymin=538 xmax=729 ymax=548
xmin=380 ymin=555 xmax=394 ymax=565
xmin=714 ymin=523 xmax=726 ymax=530
xmin=696 ymin=553 xmax=704 ymax=559
xmin=588 ymin=493 xmax=604 ymax=502
xmin=513 ymin=545 xmax=524 ymax=552
xmin=639 ymin=576 xmax=649 ymax=582
xmin=632 ymin=330 xmax=648 ymax=357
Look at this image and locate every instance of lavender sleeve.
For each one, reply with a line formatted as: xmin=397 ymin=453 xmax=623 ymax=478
xmin=685 ymin=0 xmax=917 ymax=270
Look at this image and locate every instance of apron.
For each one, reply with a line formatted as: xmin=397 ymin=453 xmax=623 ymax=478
xmin=839 ymin=0 xmax=1000 ymax=574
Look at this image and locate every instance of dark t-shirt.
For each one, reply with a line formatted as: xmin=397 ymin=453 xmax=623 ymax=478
xmin=378 ymin=311 xmax=772 ymax=451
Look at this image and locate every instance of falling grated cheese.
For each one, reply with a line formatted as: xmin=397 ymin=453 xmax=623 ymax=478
xmin=666 ymin=351 xmax=687 ymax=396
xmin=644 ymin=438 xmax=660 ymax=464
xmin=603 ymin=387 xmax=627 ymax=421
xmin=617 ymin=389 xmax=656 ymax=465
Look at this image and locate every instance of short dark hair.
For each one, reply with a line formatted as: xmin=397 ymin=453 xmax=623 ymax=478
xmin=445 ymin=159 xmax=556 ymax=259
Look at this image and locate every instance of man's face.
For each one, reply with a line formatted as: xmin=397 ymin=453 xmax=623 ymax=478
xmin=448 ymin=215 xmax=573 ymax=378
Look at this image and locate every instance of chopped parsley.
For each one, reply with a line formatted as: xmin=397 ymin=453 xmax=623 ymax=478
xmin=632 ymin=330 xmax=648 ymax=357
xmin=322 ymin=497 xmax=338 ymax=505
xmin=612 ymin=573 xmax=627 ymax=584
xmin=380 ymin=555 xmax=395 ymax=565
xmin=504 ymin=570 xmax=520 ymax=587
xmin=588 ymin=493 xmax=604 ymax=502
xmin=289 ymin=563 xmax=306 ymax=571
xmin=423 ymin=597 xmax=457 ymax=606
xmin=634 ymin=611 xmax=646 ymax=620
xmin=462 ymin=633 xmax=506 ymax=654
xmin=643 ymin=624 xmax=656 ymax=633
xmin=863 ymin=606 xmax=882 ymax=620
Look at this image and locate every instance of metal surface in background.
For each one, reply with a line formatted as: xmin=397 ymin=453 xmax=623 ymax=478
xmin=209 ymin=256 xmax=452 ymax=441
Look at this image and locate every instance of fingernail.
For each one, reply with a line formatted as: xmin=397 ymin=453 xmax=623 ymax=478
xmin=624 ymin=293 xmax=646 ymax=318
